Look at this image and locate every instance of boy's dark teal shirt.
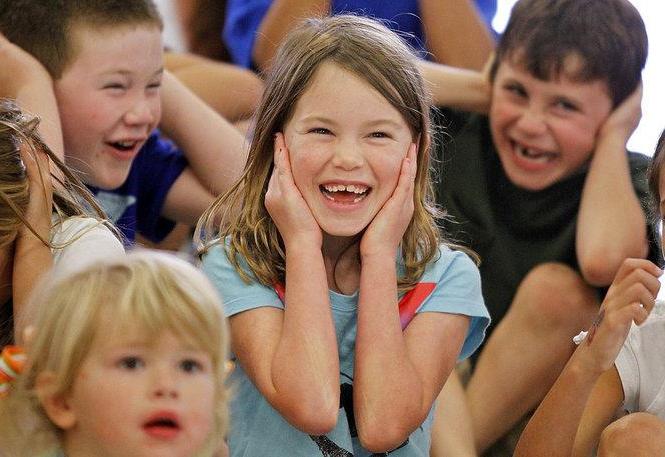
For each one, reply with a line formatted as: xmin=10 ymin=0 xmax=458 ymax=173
xmin=434 ymin=112 xmax=662 ymax=335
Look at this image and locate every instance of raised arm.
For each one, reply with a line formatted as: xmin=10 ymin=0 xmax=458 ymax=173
xmin=253 ymin=0 xmax=330 ymax=72
xmin=576 ymin=86 xmax=648 ymax=286
xmin=229 ymin=135 xmax=339 ymax=433
xmin=515 ymin=258 xmax=661 ymax=456
xmin=419 ymin=0 xmax=495 ymax=70
xmin=0 ymin=34 xmax=60 ymax=326
xmin=418 ymin=60 xmax=491 ymax=112
xmin=354 ymin=145 xmax=471 ymax=452
xmin=159 ymin=71 xmax=247 ymax=224
xmin=0 ymin=33 xmax=63 ymax=159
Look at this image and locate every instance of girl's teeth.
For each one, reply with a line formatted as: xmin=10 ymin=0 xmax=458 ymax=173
xmin=323 ymin=184 xmax=367 ymax=194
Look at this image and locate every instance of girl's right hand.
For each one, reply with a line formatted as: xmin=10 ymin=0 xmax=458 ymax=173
xmin=264 ymin=133 xmax=322 ymax=249
xmin=580 ymin=258 xmax=661 ymax=374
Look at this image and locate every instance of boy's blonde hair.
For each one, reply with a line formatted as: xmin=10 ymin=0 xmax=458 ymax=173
xmin=0 ymin=251 xmax=229 ymax=456
xmin=197 ymin=15 xmax=449 ymax=291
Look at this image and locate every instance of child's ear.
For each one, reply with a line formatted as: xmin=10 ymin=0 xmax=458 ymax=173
xmin=35 ymin=371 xmax=77 ymax=430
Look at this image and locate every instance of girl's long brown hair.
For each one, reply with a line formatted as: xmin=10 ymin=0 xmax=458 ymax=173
xmin=197 ymin=15 xmax=467 ymax=291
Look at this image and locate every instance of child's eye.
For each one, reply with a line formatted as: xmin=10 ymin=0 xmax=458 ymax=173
xmin=505 ymin=83 xmax=527 ymax=98
xmin=147 ymin=81 xmax=162 ymax=91
xmin=554 ymin=99 xmax=578 ymax=112
xmin=179 ymin=358 xmax=204 ymax=373
xmin=369 ymin=131 xmax=390 ymax=139
xmin=118 ymin=356 xmax=144 ymax=370
xmin=308 ymin=127 xmax=332 ymax=135
xmin=103 ymin=83 xmax=127 ymax=91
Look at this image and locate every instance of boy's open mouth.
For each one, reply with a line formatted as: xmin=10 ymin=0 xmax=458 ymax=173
xmin=513 ymin=141 xmax=557 ymax=163
xmin=108 ymin=140 xmax=139 ymax=152
xmin=320 ymin=183 xmax=371 ymax=204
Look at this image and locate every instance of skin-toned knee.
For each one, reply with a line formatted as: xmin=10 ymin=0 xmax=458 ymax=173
xmin=598 ymin=413 xmax=665 ymax=456
xmin=512 ymin=262 xmax=598 ymax=331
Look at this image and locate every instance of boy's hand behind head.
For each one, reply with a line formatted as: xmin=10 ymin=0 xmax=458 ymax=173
xmin=0 ymin=32 xmax=51 ymax=99
xmin=598 ymin=83 xmax=643 ymax=147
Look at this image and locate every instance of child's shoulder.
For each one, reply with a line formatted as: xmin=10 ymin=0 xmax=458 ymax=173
xmin=49 ymin=215 xmax=125 ymax=277
xmin=421 ymin=244 xmax=481 ymax=283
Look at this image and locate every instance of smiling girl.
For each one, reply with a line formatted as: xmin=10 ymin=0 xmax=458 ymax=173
xmin=197 ymin=15 xmax=489 ymax=456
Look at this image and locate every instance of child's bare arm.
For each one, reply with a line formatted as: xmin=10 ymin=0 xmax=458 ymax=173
xmin=576 ymin=86 xmax=648 ymax=286
xmin=515 ymin=258 xmax=661 ymax=457
xmin=419 ymin=0 xmax=495 ymax=71
xmin=353 ymin=145 xmax=471 ymax=451
xmin=0 ymin=34 xmax=58 ymax=324
xmin=230 ymin=135 xmax=340 ymax=434
xmin=571 ymin=367 xmax=625 ymax=457
xmin=0 ymin=33 xmax=63 ymax=159
xmin=12 ymin=139 xmax=53 ymax=327
xmin=253 ymin=0 xmax=330 ymax=71
xmin=164 ymin=52 xmax=263 ymax=123
xmin=418 ymin=60 xmax=491 ymax=112
xmin=159 ymin=71 xmax=246 ymax=225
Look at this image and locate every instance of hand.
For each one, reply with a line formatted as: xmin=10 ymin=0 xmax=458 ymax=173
xmin=17 ymin=141 xmax=53 ymax=243
xmin=598 ymin=83 xmax=643 ymax=146
xmin=579 ymin=258 xmax=661 ymax=373
xmin=360 ymin=143 xmax=417 ymax=258
xmin=264 ymin=132 xmax=322 ymax=249
xmin=0 ymin=32 xmax=51 ymax=100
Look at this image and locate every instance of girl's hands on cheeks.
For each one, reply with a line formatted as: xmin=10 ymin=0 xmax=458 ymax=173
xmin=360 ymin=143 xmax=417 ymax=258
xmin=580 ymin=258 xmax=661 ymax=374
xmin=264 ymin=132 xmax=322 ymax=249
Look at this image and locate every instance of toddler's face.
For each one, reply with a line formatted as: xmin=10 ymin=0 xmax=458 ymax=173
xmin=489 ymin=56 xmax=613 ymax=191
xmin=60 ymin=326 xmax=216 ymax=457
xmin=54 ymin=24 xmax=163 ymax=190
xmin=283 ymin=62 xmax=414 ymax=240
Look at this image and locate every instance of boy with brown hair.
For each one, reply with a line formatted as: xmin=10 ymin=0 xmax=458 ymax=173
xmin=433 ymin=0 xmax=661 ymax=454
xmin=0 ymin=0 xmax=245 ymax=244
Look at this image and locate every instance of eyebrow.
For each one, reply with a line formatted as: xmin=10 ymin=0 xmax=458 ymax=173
xmin=299 ymin=115 xmax=405 ymax=130
xmin=99 ymin=67 xmax=164 ymax=78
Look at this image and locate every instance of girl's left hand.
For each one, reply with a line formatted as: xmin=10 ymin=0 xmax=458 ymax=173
xmin=360 ymin=143 xmax=417 ymax=258
xmin=18 ymin=143 xmax=52 ymax=243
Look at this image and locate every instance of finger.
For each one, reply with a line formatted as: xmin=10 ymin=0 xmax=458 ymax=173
xmin=274 ymin=131 xmax=286 ymax=152
xmin=393 ymin=154 xmax=414 ymax=201
xmin=626 ymin=302 xmax=649 ymax=326
xmin=627 ymin=265 xmax=662 ymax=298
xmin=408 ymin=142 xmax=418 ymax=180
xmin=613 ymin=258 xmax=662 ymax=285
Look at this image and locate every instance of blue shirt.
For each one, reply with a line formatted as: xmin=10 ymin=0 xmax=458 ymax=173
xmin=202 ymin=243 xmax=489 ymax=456
xmin=88 ymin=131 xmax=187 ymax=244
xmin=223 ymin=0 xmax=497 ymax=68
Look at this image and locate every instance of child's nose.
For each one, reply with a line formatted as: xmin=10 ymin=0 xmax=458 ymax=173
xmin=331 ymin=141 xmax=364 ymax=170
xmin=515 ymin=109 xmax=548 ymax=137
xmin=124 ymin=98 xmax=156 ymax=126
xmin=150 ymin=369 xmax=179 ymax=399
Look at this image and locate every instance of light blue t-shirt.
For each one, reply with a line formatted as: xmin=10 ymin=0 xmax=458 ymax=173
xmin=202 ymin=244 xmax=489 ymax=456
